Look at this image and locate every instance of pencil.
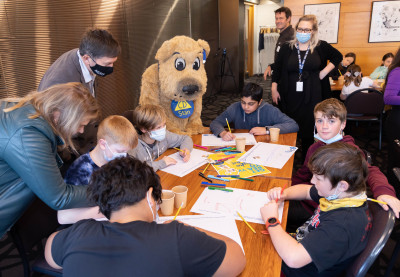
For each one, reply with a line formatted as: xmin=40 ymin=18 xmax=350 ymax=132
xmin=275 ymin=184 xmax=287 ymax=202
xmin=236 ymin=211 xmax=256 ymax=234
xmin=194 ymin=144 xmax=208 ymax=150
xmin=173 ymin=202 xmax=184 ymax=220
xmin=174 ymin=147 xmax=183 ymax=152
xmin=338 ymin=69 xmax=342 ymax=76
xmin=202 ymin=163 xmax=211 ymax=174
xmin=231 ymin=176 xmax=254 ymax=182
xmin=226 ymin=118 xmax=232 ymax=133
xmin=367 ymin=198 xmax=387 ymax=205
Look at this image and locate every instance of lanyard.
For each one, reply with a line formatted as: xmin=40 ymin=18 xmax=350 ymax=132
xmin=296 ymin=43 xmax=310 ymax=81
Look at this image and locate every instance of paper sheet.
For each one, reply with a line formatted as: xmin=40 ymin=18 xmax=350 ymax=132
xmin=201 ymin=133 xmax=257 ymax=147
xmin=190 ymin=187 xmax=283 ymax=224
xmin=157 ymin=214 xmax=244 ymax=254
xmin=238 ymin=142 xmax=297 ymax=169
xmin=160 ymin=148 xmax=210 ymax=177
xmin=208 ymin=152 xmax=271 ymax=178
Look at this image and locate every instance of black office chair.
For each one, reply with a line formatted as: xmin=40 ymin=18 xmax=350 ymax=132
xmin=8 ymin=198 xmax=63 ymax=277
xmin=344 ymin=88 xmax=384 ymax=150
xmin=345 ymin=202 xmax=395 ymax=277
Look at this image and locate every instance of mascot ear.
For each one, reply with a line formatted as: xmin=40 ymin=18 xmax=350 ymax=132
xmin=155 ymin=39 xmax=178 ymax=63
xmin=197 ymin=39 xmax=210 ymax=58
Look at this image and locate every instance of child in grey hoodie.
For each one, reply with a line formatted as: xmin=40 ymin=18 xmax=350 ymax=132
xmin=127 ymin=104 xmax=193 ymax=171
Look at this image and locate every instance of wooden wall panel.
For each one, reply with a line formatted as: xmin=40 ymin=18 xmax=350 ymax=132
xmin=284 ymin=0 xmax=399 ymax=76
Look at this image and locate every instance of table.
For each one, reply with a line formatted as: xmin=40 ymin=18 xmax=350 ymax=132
xmin=157 ymin=130 xmax=297 ymax=277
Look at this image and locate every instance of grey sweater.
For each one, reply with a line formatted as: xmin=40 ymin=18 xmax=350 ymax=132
xmin=128 ymin=130 xmax=193 ymax=171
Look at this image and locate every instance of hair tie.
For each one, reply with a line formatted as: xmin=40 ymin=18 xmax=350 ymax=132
xmin=353 ymin=72 xmax=360 ymax=77
xmin=344 ymin=72 xmax=351 ymax=77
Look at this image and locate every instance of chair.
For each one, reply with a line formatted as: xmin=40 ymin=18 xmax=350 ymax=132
xmin=8 ymin=198 xmax=63 ymax=277
xmin=344 ymin=88 xmax=385 ymax=150
xmin=345 ymin=202 xmax=395 ymax=277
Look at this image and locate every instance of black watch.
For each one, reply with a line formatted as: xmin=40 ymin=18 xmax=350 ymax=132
xmin=265 ymin=126 xmax=270 ymax=135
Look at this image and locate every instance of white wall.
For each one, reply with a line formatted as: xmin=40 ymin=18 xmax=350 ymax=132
xmin=253 ymin=0 xmax=282 ymax=74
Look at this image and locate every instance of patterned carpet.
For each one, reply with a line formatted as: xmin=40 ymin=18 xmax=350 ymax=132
xmin=0 ymin=75 xmax=399 ymax=276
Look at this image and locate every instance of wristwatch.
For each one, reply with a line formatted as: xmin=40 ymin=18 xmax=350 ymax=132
xmin=265 ymin=126 xmax=270 ymax=135
xmin=265 ymin=217 xmax=280 ymax=229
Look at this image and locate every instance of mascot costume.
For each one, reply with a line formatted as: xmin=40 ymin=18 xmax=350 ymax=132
xmin=139 ymin=35 xmax=210 ymax=135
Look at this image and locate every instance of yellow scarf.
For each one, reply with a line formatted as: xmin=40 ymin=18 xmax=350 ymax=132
xmin=319 ymin=193 xmax=367 ymax=212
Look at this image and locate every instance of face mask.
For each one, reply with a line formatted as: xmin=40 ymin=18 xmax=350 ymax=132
xmin=325 ymin=185 xmax=343 ymax=201
xmin=146 ymin=191 xmax=159 ymax=221
xmin=314 ymin=129 xmax=343 ymax=144
xmin=89 ymin=57 xmax=114 ymax=77
xmin=149 ymin=126 xmax=166 ymax=141
xmin=103 ymin=141 xmax=127 ymax=162
xmin=296 ymin=32 xmax=311 ymax=44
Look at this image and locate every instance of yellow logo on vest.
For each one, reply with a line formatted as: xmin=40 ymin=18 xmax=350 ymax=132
xmin=171 ymin=100 xmax=194 ymax=118
xmin=174 ymin=101 xmax=192 ymax=111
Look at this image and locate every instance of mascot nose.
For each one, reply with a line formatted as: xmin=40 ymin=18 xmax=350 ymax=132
xmin=182 ymin=85 xmax=199 ymax=95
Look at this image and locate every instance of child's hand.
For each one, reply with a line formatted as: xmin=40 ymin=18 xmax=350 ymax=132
xmin=180 ymin=148 xmax=191 ymax=162
xmin=377 ymin=194 xmax=400 ymax=218
xmin=260 ymin=201 xmax=279 ymax=223
xmin=266 ymin=187 xmax=286 ymax=202
xmin=163 ymin=156 xmax=177 ymax=166
xmin=220 ymin=131 xmax=236 ymax=141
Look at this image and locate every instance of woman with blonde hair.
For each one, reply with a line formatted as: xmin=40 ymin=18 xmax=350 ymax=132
xmin=0 ymin=82 xmax=100 ymax=238
xmin=271 ymin=14 xmax=342 ymax=158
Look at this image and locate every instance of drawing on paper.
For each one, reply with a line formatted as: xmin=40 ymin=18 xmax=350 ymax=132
xmin=369 ymin=1 xmax=400 ymax=43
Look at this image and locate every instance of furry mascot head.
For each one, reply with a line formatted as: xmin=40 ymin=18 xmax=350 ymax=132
xmin=139 ymin=36 xmax=210 ymax=135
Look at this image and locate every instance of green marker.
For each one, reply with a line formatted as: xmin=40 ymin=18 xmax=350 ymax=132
xmin=208 ymin=186 xmax=233 ymax=192
xmin=231 ymin=176 xmax=254 ymax=182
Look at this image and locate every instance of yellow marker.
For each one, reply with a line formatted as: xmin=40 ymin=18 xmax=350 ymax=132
xmin=338 ymin=69 xmax=342 ymax=76
xmin=202 ymin=163 xmax=211 ymax=174
xmin=174 ymin=147 xmax=183 ymax=152
xmin=173 ymin=202 xmax=184 ymax=220
xmin=226 ymin=118 xmax=232 ymax=133
xmin=367 ymin=198 xmax=387 ymax=205
xmin=236 ymin=211 xmax=256 ymax=234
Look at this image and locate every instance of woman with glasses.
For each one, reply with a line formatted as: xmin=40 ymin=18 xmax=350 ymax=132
xmin=271 ymin=14 xmax=342 ymax=158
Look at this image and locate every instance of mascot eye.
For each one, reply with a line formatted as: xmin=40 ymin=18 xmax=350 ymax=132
xmin=193 ymin=58 xmax=200 ymax=70
xmin=175 ymin=58 xmax=186 ymax=71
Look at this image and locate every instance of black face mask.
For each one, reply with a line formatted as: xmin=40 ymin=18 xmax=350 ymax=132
xmin=89 ymin=57 xmax=114 ymax=77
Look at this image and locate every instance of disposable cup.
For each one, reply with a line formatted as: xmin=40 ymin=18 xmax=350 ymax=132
xmin=160 ymin=190 xmax=175 ymax=216
xmin=338 ymin=76 xmax=344 ymax=85
xmin=269 ymin=128 xmax=280 ymax=142
xmin=172 ymin=185 xmax=188 ymax=209
xmin=235 ymin=137 xmax=246 ymax=152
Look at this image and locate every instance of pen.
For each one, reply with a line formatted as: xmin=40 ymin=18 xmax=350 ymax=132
xmin=173 ymin=202 xmax=184 ymax=220
xmin=194 ymin=144 xmax=208 ymax=150
xmin=199 ymin=172 xmax=213 ymax=183
xmin=173 ymin=147 xmax=184 ymax=152
xmin=207 ymin=175 xmax=230 ymax=182
xmin=367 ymin=198 xmax=387 ymax=205
xmin=217 ymin=175 xmax=240 ymax=177
xmin=226 ymin=118 xmax=232 ymax=133
xmin=231 ymin=176 xmax=254 ymax=182
xmin=236 ymin=211 xmax=256 ymax=234
xmin=201 ymin=181 xmax=226 ymax=187
xmin=208 ymin=187 xmax=233 ymax=192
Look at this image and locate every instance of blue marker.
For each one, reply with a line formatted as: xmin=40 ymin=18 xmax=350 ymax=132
xmin=207 ymin=175 xmax=230 ymax=182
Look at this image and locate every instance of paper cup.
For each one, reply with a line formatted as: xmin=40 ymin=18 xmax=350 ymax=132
xmin=269 ymin=128 xmax=280 ymax=142
xmin=160 ymin=190 xmax=175 ymax=216
xmin=172 ymin=185 xmax=188 ymax=208
xmin=338 ymin=76 xmax=344 ymax=85
xmin=235 ymin=137 xmax=246 ymax=152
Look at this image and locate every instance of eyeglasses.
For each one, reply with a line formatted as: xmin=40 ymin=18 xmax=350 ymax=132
xmin=297 ymin=28 xmax=313 ymax=33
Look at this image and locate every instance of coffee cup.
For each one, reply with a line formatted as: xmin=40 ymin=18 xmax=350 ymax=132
xmin=160 ymin=190 xmax=175 ymax=216
xmin=235 ymin=137 xmax=246 ymax=152
xmin=172 ymin=185 xmax=188 ymax=208
xmin=269 ymin=127 xmax=280 ymax=142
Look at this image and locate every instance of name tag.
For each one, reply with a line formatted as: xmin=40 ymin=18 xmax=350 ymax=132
xmin=296 ymin=82 xmax=303 ymax=92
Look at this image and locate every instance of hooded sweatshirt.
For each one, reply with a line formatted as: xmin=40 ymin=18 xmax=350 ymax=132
xmin=292 ymin=135 xmax=396 ymax=214
xmin=128 ymin=130 xmax=193 ymax=171
xmin=209 ymin=101 xmax=299 ymax=136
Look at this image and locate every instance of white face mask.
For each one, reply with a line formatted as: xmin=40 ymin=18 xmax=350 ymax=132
xmin=146 ymin=191 xmax=159 ymax=222
xmin=149 ymin=126 xmax=166 ymax=141
xmin=314 ymin=129 xmax=343 ymax=144
xmin=103 ymin=141 xmax=127 ymax=162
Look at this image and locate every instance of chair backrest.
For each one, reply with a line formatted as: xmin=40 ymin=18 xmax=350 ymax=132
xmin=344 ymin=88 xmax=384 ymax=116
xmin=121 ymin=110 xmax=135 ymax=126
xmin=345 ymin=202 xmax=395 ymax=277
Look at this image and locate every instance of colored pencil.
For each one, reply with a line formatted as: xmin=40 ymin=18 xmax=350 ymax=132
xmin=201 ymin=181 xmax=226 ymax=187
xmin=208 ymin=187 xmax=233 ymax=192
xmin=173 ymin=147 xmax=183 ymax=152
xmin=202 ymin=163 xmax=211 ymax=174
xmin=215 ymin=156 xmax=235 ymax=162
xmin=226 ymin=118 xmax=232 ymax=133
xmin=173 ymin=202 xmax=184 ymax=220
xmin=236 ymin=211 xmax=256 ymax=233
xmin=231 ymin=176 xmax=254 ymax=182
xmin=211 ymin=146 xmax=229 ymax=151
xmin=367 ymin=198 xmax=387 ymax=205
xmin=207 ymin=175 xmax=230 ymax=182
xmin=194 ymin=144 xmax=208 ymax=150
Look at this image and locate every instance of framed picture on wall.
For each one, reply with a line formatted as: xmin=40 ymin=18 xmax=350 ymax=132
xmin=369 ymin=1 xmax=400 ymax=43
xmin=304 ymin=2 xmax=341 ymax=44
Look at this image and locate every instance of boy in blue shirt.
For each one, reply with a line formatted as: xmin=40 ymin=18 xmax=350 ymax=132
xmin=261 ymin=143 xmax=371 ymax=276
xmin=210 ymin=82 xmax=298 ymax=141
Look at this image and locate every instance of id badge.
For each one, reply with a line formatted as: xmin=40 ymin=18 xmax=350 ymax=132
xmin=296 ymin=81 xmax=303 ymax=92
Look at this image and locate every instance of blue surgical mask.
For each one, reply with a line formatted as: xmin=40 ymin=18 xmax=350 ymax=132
xmin=296 ymin=32 xmax=311 ymax=44
xmin=103 ymin=141 xmax=127 ymax=162
xmin=314 ymin=128 xmax=343 ymax=144
xmin=325 ymin=186 xmax=343 ymax=201
xmin=149 ymin=126 xmax=166 ymax=141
